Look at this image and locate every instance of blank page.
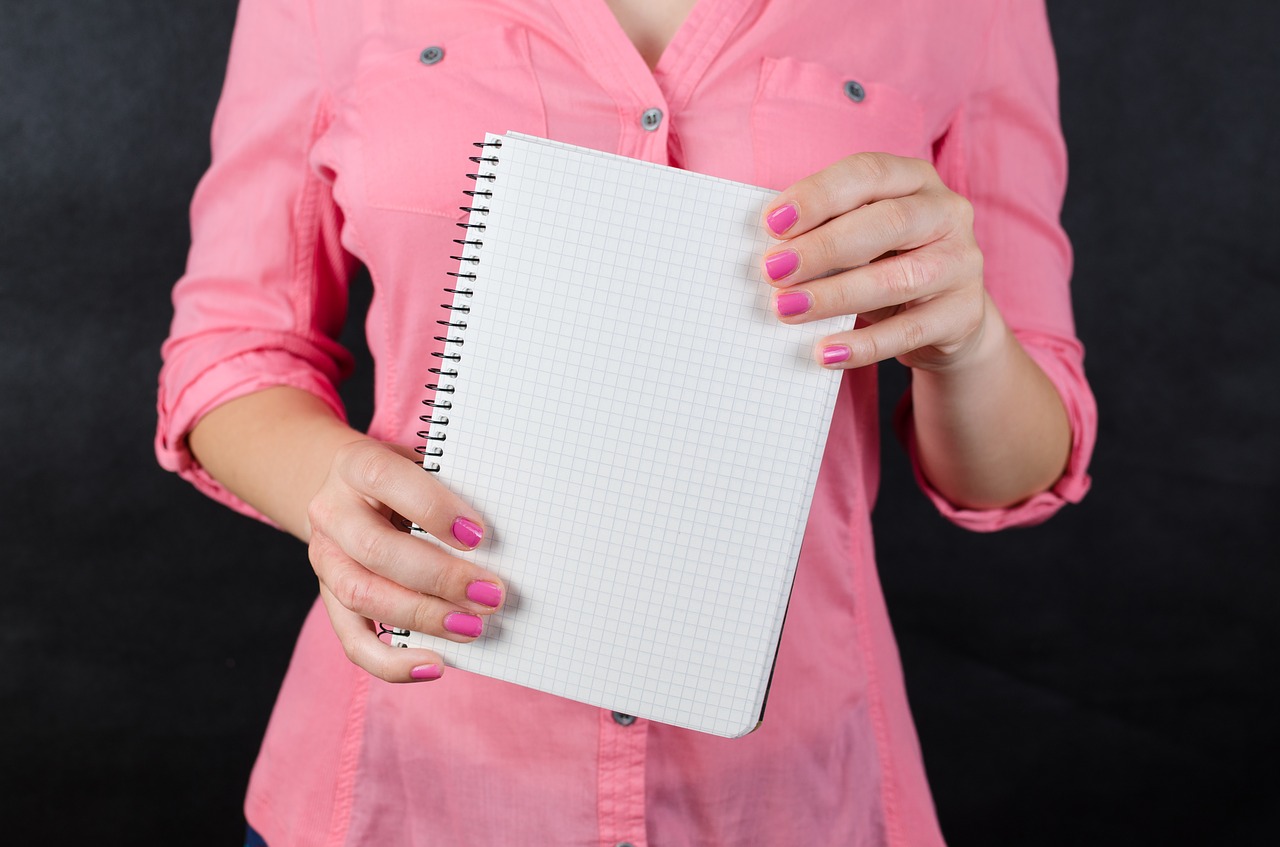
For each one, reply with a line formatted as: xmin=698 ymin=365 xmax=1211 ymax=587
xmin=394 ymin=132 xmax=854 ymax=737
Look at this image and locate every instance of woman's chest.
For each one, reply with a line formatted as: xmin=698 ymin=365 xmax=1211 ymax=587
xmin=315 ymin=0 xmax=971 ymax=226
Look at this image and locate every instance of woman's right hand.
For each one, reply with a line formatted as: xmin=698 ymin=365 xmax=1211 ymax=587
xmin=307 ymin=439 xmax=505 ymax=683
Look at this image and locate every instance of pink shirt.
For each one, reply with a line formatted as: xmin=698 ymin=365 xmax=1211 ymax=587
xmin=157 ymin=1 xmax=1096 ymax=844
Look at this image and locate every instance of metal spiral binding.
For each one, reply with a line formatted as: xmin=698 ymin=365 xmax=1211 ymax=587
xmin=416 ymin=137 xmax=501 ymax=473
xmin=378 ymin=622 xmax=411 ymax=644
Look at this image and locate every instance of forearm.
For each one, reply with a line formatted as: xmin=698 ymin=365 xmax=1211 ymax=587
xmin=909 ymin=292 xmax=1071 ymax=510
xmin=187 ymin=386 xmax=371 ymax=540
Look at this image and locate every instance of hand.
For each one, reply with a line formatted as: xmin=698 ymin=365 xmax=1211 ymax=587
xmin=761 ymin=152 xmax=988 ymax=373
xmin=307 ymin=439 xmax=505 ymax=683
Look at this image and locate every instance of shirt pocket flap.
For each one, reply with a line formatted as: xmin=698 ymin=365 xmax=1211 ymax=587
xmin=353 ymin=25 xmax=548 ymax=216
xmin=751 ymin=56 xmax=927 ymax=191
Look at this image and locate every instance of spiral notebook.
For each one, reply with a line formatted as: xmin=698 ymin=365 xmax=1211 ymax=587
xmin=391 ymin=132 xmax=853 ymax=737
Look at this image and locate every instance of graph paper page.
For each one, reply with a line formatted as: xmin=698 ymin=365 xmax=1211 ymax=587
xmin=396 ymin=132 xmax=854 ymax=737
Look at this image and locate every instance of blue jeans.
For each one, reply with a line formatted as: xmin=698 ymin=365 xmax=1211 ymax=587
xmin=244 ymin=824 xmax=268 ymax=847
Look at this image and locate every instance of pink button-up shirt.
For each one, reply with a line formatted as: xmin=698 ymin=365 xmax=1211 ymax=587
xmin=157 ymin=1 xmax=1096 ymax=844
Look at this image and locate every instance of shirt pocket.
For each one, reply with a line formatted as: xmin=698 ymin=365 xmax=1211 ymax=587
xmin=353 ymin=25 xmax=548 ymax=217
xmin=750 ymin=56 xmax=929 ymax=191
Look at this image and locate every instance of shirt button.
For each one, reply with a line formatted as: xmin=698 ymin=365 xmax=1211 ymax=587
xmin=419 ymin=46 xmax=445 ymax=65
xmin=612 ymin=711 xmax=637 ymax=726
xmin=843 ymin=80 xmax=866 ymax=102
xmin=640 ymin=108 xmax=663 ymax=131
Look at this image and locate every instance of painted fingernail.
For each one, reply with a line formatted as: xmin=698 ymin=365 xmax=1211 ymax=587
xmin=766 ymin=203 xmax=798 ymax=235
xmin=466 ymin=580 xmax=502 ymax=608
xmin=765 ymin=250 xmax=799 ymax=281
xmin=822 ymin=345 xmax=852 ymax=366
xmin=410 ymin=663 xmax=442 ymax=681
xmin=775 ymin=291 xmax=812 ymax=317
xmin=444 ymin=612 xmax=484 ymax=637
xmin=452 ymin=516 xmax=483 ymax=548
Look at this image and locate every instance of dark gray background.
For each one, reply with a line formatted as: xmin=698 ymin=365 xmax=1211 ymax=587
xmin=2 ymin=1 xmax=1276 ymax=843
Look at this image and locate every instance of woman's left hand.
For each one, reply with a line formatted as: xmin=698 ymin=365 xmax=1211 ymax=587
xmin=761 ymin=152 xmax=989 ymax=373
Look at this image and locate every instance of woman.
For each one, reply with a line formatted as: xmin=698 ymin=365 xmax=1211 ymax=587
xmin=158 ymin=0 xmax=1095 ymax=844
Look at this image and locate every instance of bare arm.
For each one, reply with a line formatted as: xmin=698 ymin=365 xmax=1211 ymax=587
xmin=189 ymin=386 xmax=361 ymax=540
xmin=907 ymin=294 xmax=1069 ymax=509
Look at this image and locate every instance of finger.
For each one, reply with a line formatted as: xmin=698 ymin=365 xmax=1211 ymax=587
xmin=773 ymin=244 xmax=967 ymax=324
xmin=313 ymin=533 xmax=490 ymax=641
xmin=336 ymin=441 xmax=486 ymax=551
xmin=762 ymin=191 xmax=960 ymax=287
xmin=317 ymin=493 xmax=505 ymax=612
xmin=762 ymin=153 xmax=937 ymax=239
xmin=319 ymin=583 xmax=446 ymax=683
xmin=812 ymin=292 xmax=980 ymax=369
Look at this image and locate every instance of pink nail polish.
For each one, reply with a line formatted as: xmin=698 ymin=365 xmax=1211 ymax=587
xmin=466 ymin=580 xmax=502 ymax=607
xmin=822 ymin=345 xmax=852 ymax=366
xmin=444 ymin=612 xmax=484 ymax=637
xmin=766 ymin=203 xmax=798 ymax=235
xmin=765 ymin=250 xmax=799 ymax=281
xmin=410 ymin=663 xmax=442 ymax=680
xmin=452 ymin=516 xmax=483 ymax=548
xmin=775 ymin=291 xmax=812 ymax=317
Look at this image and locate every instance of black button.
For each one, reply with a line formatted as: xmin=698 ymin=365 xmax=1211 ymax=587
xmin=843 ymin=80 xmax=866 ymax=102
xmin=420 ymin=46 xmax=444 ymax=66
xmin=612 ymin=711 xmax=637 ymax=726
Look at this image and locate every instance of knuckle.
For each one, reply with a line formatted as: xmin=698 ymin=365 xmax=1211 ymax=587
xmin=810 ymin=168 xmax=840 ymax=213
xmin=860 ymin=330 xmax=885 ymax=365
xmin=898 ymin=315 xmax=928 ymax=352
xmin=418 ymin=556 xmax=458 ymax=601
xmin=828 ymin=273 xmax=860 ymax=317
xmin=350 ymin=445 xmax=395 ymax=494
xmin=307 ymin=532 xmax=342 ymax=578
xmin=886 ymin=253 xmax=927 ymax=300
xmin=409 ymin=598 xmax=443 ymax=635
xmin=338 ymin=632 xmax=362 ymax=665
xmin=941 ymin=236 xmax=982 ymax=282
xmin=413 ymin=489 xmax=442 ymax=529
xmin=330 ymin=568 xmax=376 ymax=616
xmin=352 ymin=523 xmax=393 ymax=570
xmin=878 ymin=197 xmax=915 ymax=240
xmin=808 ymin=226 xmax=842 ymax=268
xmin=854 ymin=152 xmax=892 ymax=187
xmin=306 ymin=496 xmax=335 ymax=535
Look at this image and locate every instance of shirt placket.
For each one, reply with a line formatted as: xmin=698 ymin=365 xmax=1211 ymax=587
xmin=598 ymin=709 xmax=648 ymax=847
xmin=549 ymin=0 xmax=676 ymax=165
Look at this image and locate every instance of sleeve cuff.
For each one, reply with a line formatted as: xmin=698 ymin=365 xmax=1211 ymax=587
xmin=156 ymin=348 xmax=348 ymax=525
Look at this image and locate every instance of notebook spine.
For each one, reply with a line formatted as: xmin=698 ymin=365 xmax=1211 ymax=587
xmin=415 ymin=137 xmax=502 ymax=473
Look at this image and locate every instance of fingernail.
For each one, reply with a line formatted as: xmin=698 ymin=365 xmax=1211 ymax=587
xmin=410 ymin=663 xmax=442 ymax=681
xmin=765 ymin=250 xmax=799 ymax=281
xmin=775 ymin=290 xmax=812 ymax=317
xmin=452 ymin=516 xmax=483 ymax=548
xmin=766 ymin=203 xmax=798 ymax=235
xmin=466 ymin=580 xmax=502 ymax=608
xmin=822 ymin=345 xmax=852 ymax=366
xmin=444 ymin=612 xmax=484 ymax=637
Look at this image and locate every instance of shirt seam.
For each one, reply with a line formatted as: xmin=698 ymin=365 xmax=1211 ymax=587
xmin=851 ymin=491 xmax=907 ymax=846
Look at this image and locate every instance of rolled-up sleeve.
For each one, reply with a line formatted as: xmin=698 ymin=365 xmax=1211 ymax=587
xmin=895 ymin=0 xmax=1097 ymax=532
xmin=156 ymin=0 xmax=354 ymax=521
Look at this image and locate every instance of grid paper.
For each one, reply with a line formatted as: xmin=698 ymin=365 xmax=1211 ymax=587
xmin=396 ymin=132 xmax=855 ymax=737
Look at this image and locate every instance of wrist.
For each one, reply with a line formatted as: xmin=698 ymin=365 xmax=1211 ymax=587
xmin=910 ymin=290 xmax=1011 ymax=379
